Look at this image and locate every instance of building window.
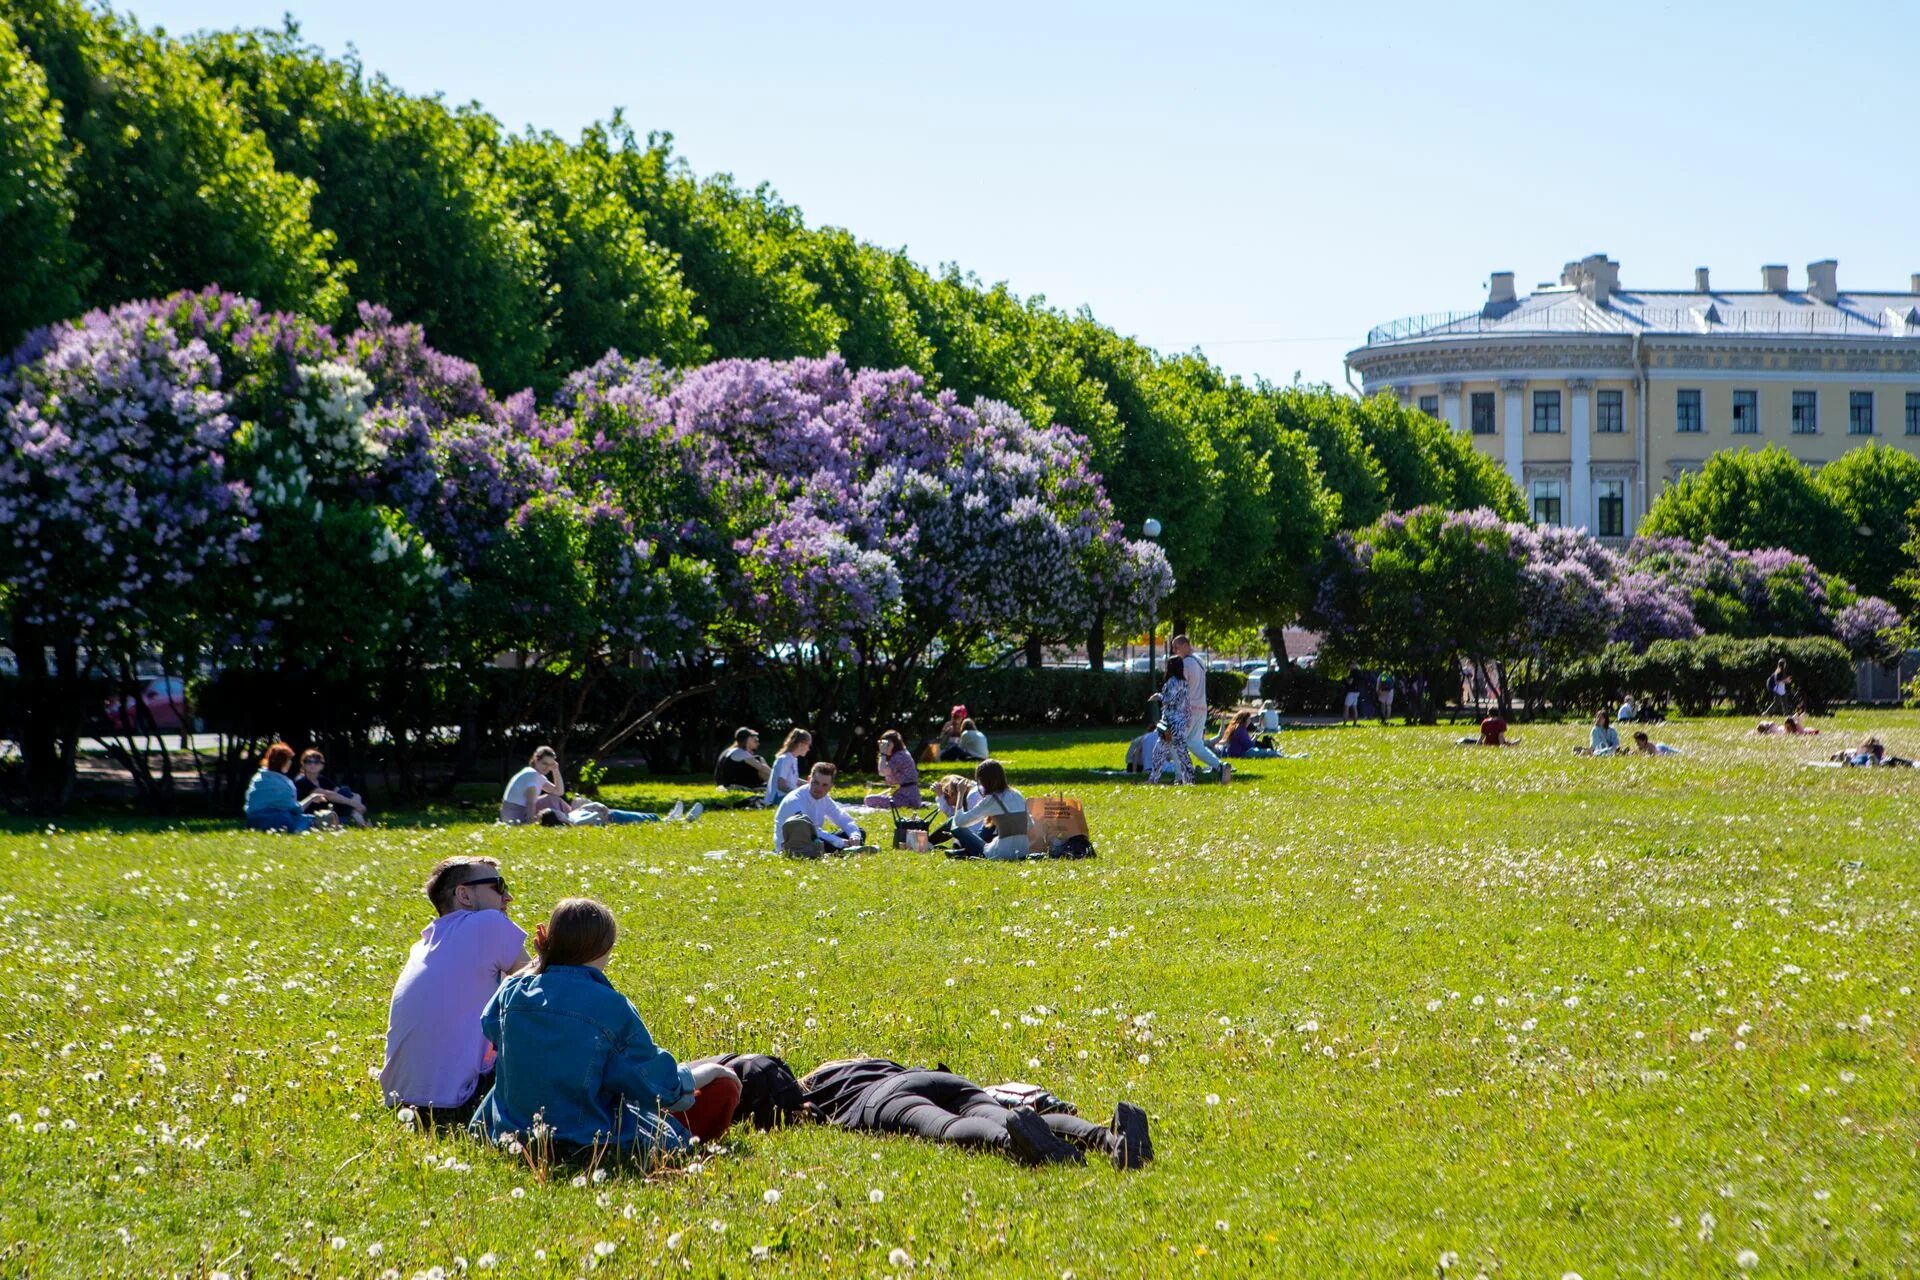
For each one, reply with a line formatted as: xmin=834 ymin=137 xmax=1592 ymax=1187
xmin=1791 ymin=390 xmax=1818 ymax=434
xmin=1595 ymin=479 xmax=1626 ymax=538
xmin=1470 ymin=392 xmax=1496 ymax=434
xmin=1531 ymin=479 xmax=1564 ymax=526
xmin=1731 ymin=390 xmax=1758 ymax=434
xmin=1849 ymin=391 xmax=1875 ymax=435
xmin=1532 ymin=390 xmax=1561 ymax=434
xmin=1596 ymin=389 xmax=1624 ymax=433
xmin=1907 ymin=392 xmax=1920 ymax=436
xmin=1676 ymin=389 xmax=1703 ymax=433
xmin=1418 ymin=394 xmax=1439 ymax=418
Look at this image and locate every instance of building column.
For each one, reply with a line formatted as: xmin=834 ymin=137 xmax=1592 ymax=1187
xmin=1500 ymin=378 xmax=1527 ymax=490
xmin=1440 ymin=380 xmax=1463 ymax=433
xmin=1568 ymin=377 xmax=1592 ymax=532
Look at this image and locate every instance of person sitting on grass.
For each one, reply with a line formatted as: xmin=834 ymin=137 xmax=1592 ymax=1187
xmin=933 ymin=706 xmax=968 ymax=761
xmin=1616 ymin=696 xmax=1637 ymax=723
xmin=1458 ymin=715 xmax=1515 ymax=747
xmin=244 ymin=742 xmax=341 ymax=834
xmin=501 ymin=746 xmax=698 ymax=827
xmin=874 ymin=729 xmax=923 ymax=808
xmin=471 ymin=898 xmax=740 ymax=1165
xmin=293 ymin=748 xmax=370 ymax=827
xmin=1214 ymin=709 xmax=1279 ymax=760
xmin=715 ymin=727 xmax=773 ymax=791
xmin=946 ymin=758 xmax=1032 ymax=860
xmin=1147 ymin=719 xmax=1194 ymax=785
xmin=795 ymin=1056 xmax=1151 ymax=1170
xmin=931 ymin=773 xmax=983 ymax=855
xmin=1576 ymin=709 xmax=1620 ymax=756
xmin=1632 ymin=731 xmax=1683 ymax=756
xmin=762 ymin=728 xmax=813 ymax=808
xmin=380 ymin=857 xmax=528 ymax=1128
xmin=773 ymin=761 xmax=874 ymax=856
xmin=956 ymin=718 xmax=990 ymax=762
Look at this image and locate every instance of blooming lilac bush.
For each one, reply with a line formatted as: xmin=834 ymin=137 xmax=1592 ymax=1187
xmin=1833 ymin=596 xmax=1904 ymax=662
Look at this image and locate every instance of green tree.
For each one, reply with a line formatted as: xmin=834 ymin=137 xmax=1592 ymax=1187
xmin=191 ymin=24 xmax=551 ymax=390
xmin=1266 ymin=383 xmax=1389 ymax=528
xmin=1353 ymin=393 xmax=1524 ymax=519
xmin=1641 ymin=444 xmax=1848 ymax=569
xmin=598 ymin=126 xmax=840 ymax=361
xmin=502 ymin=124 xmax=707 ymax=378
xmin=790 ymin=228 xmax=937 ymax=375
xmin=6 ymin=0 xmax=345 ymax=322
xmin=0 ymin=16 xmax=81 ymax=349
xmin=1813 ymin=441 xmax=1920 ymax=606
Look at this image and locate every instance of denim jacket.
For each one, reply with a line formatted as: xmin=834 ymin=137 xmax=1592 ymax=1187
xmin=472 ymin=965 xmax=696 ymax=1151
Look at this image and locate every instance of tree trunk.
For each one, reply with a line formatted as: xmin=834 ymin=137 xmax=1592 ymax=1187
xmin=1087 ymin=613 xmax=1106 ymax=673
xmin=1024 ymin=635 xmax=1043 ymax=669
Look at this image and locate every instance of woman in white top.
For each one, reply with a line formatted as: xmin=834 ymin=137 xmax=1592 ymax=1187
xmin=947 ymin=759 xmax=1029 ymax=861
xmin=931 ymin=773 xmax=984 ymax=856
xmin=763 ymin=728 xmax=812 ymax=807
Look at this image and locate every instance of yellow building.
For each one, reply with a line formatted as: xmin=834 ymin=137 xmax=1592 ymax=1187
xmin=1345 ymin=255 xmax=1920 ymax=540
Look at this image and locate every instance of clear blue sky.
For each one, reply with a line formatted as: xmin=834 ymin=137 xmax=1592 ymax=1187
xmin=134 ymin=0 xmax=1916 ymax=388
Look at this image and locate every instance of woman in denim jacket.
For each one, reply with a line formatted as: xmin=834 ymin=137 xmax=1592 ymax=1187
xmin=471 ymin=898 xmax=739 ymax=1162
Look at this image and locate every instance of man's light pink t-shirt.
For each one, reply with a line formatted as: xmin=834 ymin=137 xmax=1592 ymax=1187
xmin=380 ymin=908 xmax=527 ymax=1108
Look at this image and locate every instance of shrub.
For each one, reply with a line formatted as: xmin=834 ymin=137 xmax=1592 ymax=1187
xmin=1559 ymin=635 xmax=1854 ymax=717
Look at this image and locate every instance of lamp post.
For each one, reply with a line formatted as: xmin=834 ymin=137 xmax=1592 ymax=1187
xmin=1142 ymin=518 xmax=1162 ymax=682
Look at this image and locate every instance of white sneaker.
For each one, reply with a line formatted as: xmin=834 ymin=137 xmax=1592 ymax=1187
xmin=1219 ymin=763 xmax=1233 ymax=784
xmin=685 ymin=802 xmax=704 ymax=824
xmin=665 ymin=801 xmax=685 ymax=821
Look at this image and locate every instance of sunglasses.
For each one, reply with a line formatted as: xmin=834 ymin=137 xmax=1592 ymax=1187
xmin=463 ymin=876 xmax=508 ymax=895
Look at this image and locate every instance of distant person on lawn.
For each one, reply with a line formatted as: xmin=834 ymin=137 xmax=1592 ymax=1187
xmin=294 ymin=748 xmax=370 ymax=827
xmin=715 ymin=727 xmax=773 ymax=791
xmin=380 ymin=857 xmax=528 ymax=1127
xmin=773 ymin=762 xmax=872 ymax=856
xmin=956 ymin=718 xmax=990 ymax=762
xmin=932 ymin=773 xmax=984 ymax=855
xmin=244 ymin=742 xmax=341 ymax=833
xmin=471 ymin=898 xmax=740 ymax=1163
xmin=763 ymin=728 xmax=813 ymax=808
xmin=933 ymin=706 xmax=969 ymax=761
xmin=1375 ymin=671 xmax=1396 ymax=723
xmin=1581 ymin=709 xmax=1620 ymax=756
xmin=945 ymin=758 xmax=1032 ymax=860
xmin=1170 ymin=635 xmax=1229 ymax=781
xmin=1214 ymin=709 xmax=1279 ymax=759
xmin=1147 ymin=718 xmax=1194 ymax=785
xmin=1458 ymin=715 xmax=1514 ymax=747
xmin=796 ymin=1056 xmax=1151 ymax=1169
xmin=875 ymin=729 xmax=924 ymax=808
xmin=1632 ymin=732 xmax=1683 ymax=756
xmin=501 ymin=746 xmax=695 ymax=826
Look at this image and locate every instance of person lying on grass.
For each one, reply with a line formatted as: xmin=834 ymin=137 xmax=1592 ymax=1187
xmin=773 ymin=761 xmax=876 ymax=856
xmin=1829 ymin=735 xmax=1915 ymax=767
xmin=795 ymin=1057 xmax=1151 ymax=1169
xmin=381 ymin=857 xmax=528 ymax=1128
xmin=501 ymin=745 xmax=699 ymax=827
xmin=471 ymin=897 xmax=740 ymax=1164
xmin=1632 ymin=731 xmax=1683 ymax=756
xmin=1457 ymin=715 xmax=1516 ymax=747
xmin=244 ymin=741 xmax=341 ymax=834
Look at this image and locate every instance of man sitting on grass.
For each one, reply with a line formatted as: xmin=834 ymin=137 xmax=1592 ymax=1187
xmin=772 ymin=761 xmax=872 ymax=856
xmin=380 ymin=857 xmax=529 ymax=1127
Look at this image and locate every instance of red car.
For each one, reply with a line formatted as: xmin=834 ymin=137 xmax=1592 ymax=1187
xmin=104 ymin=676 xmax=191 ymax=733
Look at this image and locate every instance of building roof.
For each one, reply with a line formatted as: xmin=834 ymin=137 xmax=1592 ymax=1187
xmin=1362 ymin=288 xmax=1920 ymax=348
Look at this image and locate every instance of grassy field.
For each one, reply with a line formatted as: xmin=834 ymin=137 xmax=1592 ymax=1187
xmin=2 ymin=714 xmax=1917 ymax=1277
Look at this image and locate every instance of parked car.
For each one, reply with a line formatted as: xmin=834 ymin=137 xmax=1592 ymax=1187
xmin=104 ymin=676 xmax=192 ymax=733
xmin=1243 ymin=665 xmax=1269 ymax=690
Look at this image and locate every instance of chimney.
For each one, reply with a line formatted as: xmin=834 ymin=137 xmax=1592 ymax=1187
xmin=1559 ymin=253 xmax=1619 ymax=306
xmin=1807 ymin=259 xmax=1838 ymax=304
xmin=1694 ymin=267 xmax=1711 ymax=292
xmin=1762 ymin=264 xmax=1788 ymax=291
xmin=1488 ymin=272 xmax=1516 ymax=305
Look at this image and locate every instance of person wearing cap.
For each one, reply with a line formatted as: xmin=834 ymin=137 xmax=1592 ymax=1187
xmin=934 ymin=706 xmax=970 ymax=761
xmin=379 ymin=857 xmax=529 ymax=1127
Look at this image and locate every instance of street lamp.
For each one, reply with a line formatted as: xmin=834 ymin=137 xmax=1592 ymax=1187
xmin=1142 ymin=518 xmax=1162 ymax=683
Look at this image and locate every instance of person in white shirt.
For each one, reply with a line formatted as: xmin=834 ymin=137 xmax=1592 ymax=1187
xmin=1171 ymin=635 xmax=1229 ymax=782
xmin=932 ymin=773 xmax=985 ymax=856
xmin=773 ymin=761 xmax=868 ymax=856
xmin=763 ymin=728 xmax=812 ymax=807
xmin=500 ymin=745 xmax=697 ymax=826
xmin=956 ymin=719 xmax=989 ymax=761
xmin=947 ymin=759 xmax=1031 ymax=861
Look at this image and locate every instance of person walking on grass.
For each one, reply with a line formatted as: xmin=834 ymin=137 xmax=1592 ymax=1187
xmin=380 ymin=857 xmax=528 ymax=1128
xmin=471 ymin=898 xmax=740 ymax=1164
xmin=1170 ymin=634 xmax=1230 ymax=781
xmin=1375 ymin=671 xmax=1396 ymax=724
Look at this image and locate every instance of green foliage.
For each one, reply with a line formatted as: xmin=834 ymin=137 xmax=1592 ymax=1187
xmin=1813 ymin=442 xmax=1920 ymax=606
xmin=1351 ymin=393 xmax=1524 ymax=519
xmin=1560 ymin=634 xmax=1856 ymax=717
xmin=6 ymin=0 xmax=346 ymax=321
xmin=1267 ymin=383 xmax=1389 ymax=528
xmin=0 ymin=15 xmax=81 ymax=349
xmin=191 ymin=25 xmax=550 ymax=390
xmin=1642 ymin=444 xmax=1849 ymax=569
xmin=789 ymin=227 xmax=937 ymax=375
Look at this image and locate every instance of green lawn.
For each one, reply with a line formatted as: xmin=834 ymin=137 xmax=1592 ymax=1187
xmin=3 ymin=714 xmax=1918 ymax=1276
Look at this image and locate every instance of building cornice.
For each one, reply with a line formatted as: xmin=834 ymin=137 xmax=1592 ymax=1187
xmin=1348 ymin=330 xmax=1920 ymax=384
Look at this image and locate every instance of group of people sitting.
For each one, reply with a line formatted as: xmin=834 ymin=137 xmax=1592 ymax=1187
xmin=1575 ymin=710 xmax=1683 ymax=756
xmin=770 ymin=756 xmax=1038 ymax=861
xmin=380 ymin=858 xmax=1151 ymax=1170
xmin=722 ymin=715 xmax=993 ymax=812
xmin=244 ymin=743 xmax=371 ymax=832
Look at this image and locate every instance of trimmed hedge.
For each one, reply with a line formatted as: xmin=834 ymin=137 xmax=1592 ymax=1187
xmin=1559 ymin=635 xmax=1853 ymax=717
